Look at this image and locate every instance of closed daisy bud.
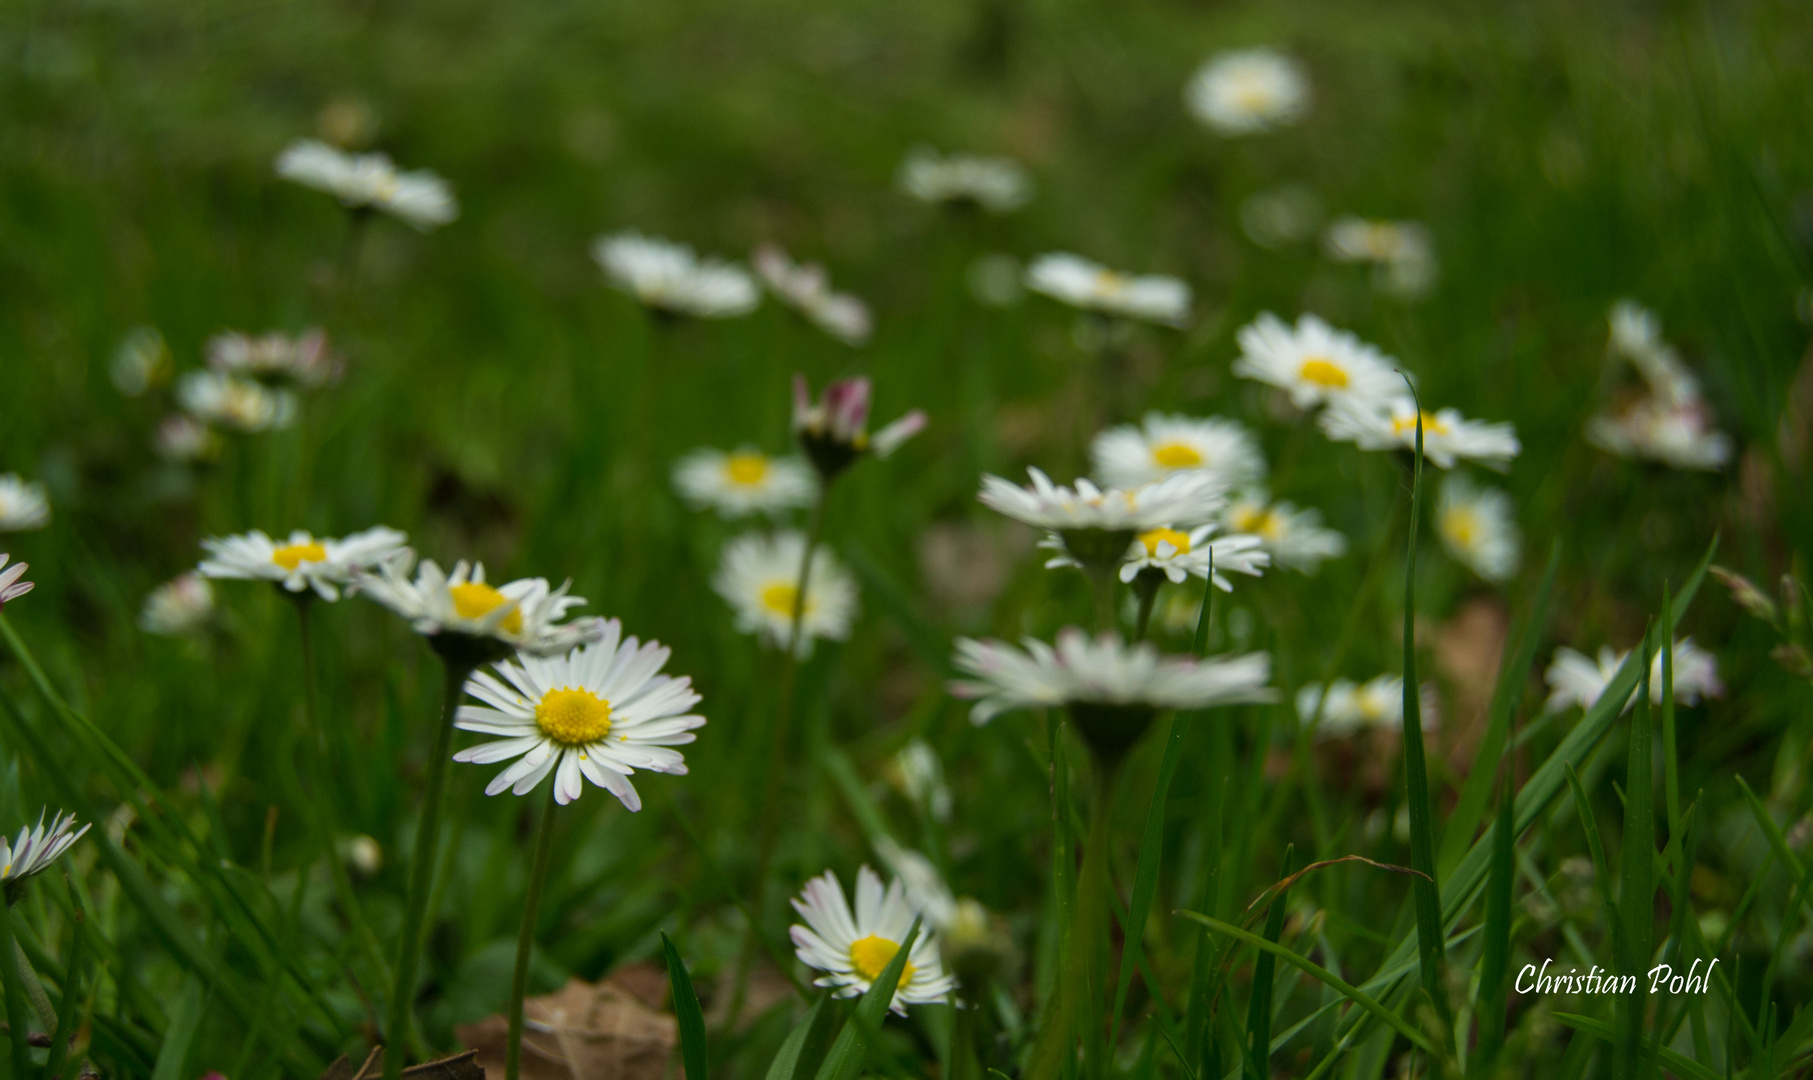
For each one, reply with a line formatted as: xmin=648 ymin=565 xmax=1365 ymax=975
xmin=791 ymin=375 xmax=926 ymax=480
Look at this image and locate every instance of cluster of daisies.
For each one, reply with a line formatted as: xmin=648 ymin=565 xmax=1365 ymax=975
xmin=1588 ymin=300 xmax=1733 ymax=471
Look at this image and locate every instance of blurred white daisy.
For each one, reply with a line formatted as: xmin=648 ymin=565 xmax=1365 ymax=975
xmin=713 ymin=531 xmax=858 ymax=658
xmin=673 ymin=447 xmax=817 ymax=519
xmin=1231 ymin=313 xmax=1403 ymax=410
xmin=889 ymin=740 xmax=952 ymax=823
xmin=0 ymin=555 xmax=33 ymax=610
xmin=1090 ymin=413 xmax=1266 ymax=491
xmin=1319 ymin=397 xmax=1520 ymax=470
xmin=154 ymin=415 xmax=220 ymax=462
xmin=897 ymin=147 xmax=1031 ymax=213
xmin=753 ymin=245 xmax=872 ymax=345
xmin=792 ymin=375 xmax=926 ymax=479
xmin=1606 ymin=300 xmax=1700 ymax=406
xmin=1224 ymin=491 xmax=1346 ymax=573
xmin=1435 ymin=476 xmax=1519 ymax=583
xmin=452 ymin=623 xmax=705 ymax=810
xmin=1184 ymin=48 xmax=1310 ymax=136
xmin=1586 ymin=400 xmax=1732 ymax=471
xmin=1608 ymin=299 xmax=1666 ymax=366
xmin=872 ymin=839 xmax=959 ymax=930
xmin=592 ymin=232 xmax=759 ymax=319
xmin=200 ymin=526 xmax=408 ymax=602
xmin=1043 ymin=525 xmax=1269 ymax=591
xmin=177 ymin=371 xmax=298 ymax=433
xmin=1323 ymin=217 xmax=1437 ymax=297
xmin=357 ymin=554 xmax=603 ymax=659
xmin=0 ymin=475 xmax=50 ymax=532
xmin=790 ymin=865 xmax=956 ymax=1014
xmin=1024 ymin=253 xmax=1191 ymax=327
xmin=978 ymin=468 xmax=1226 ymax=534
xmin=1 ymin=810 xmax=90 ymax=899
xmin=140 ymin=572 xmax=215 ymax=637
xmin=111 ymin=326 xmax=172 ymax=397
xmin=275 ymin=138 xmax=458 ymax=230
xmin=1296 ymin=675 xmax=1437 ymax=737
xmin=207 ymin=329 xmax=341 ymax=388
xmin=1545 ymin=639 xmax=1723 ymax=713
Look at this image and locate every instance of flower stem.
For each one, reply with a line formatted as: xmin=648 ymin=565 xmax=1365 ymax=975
xmin=1090 ymin=567 xmax=1117 ymax=634
xmin=1131 ymin=575 xmax=1161 ymax=643
xmin=382 ymin=659 xmax=471 ymax=1080
xmin=506 ymin=785 xmax=560 ymax=1080
xmin=1075 ymin=765 xmax=1117 ymax=1080
xmin=11 ymin=939 xmax=55 ymax=1031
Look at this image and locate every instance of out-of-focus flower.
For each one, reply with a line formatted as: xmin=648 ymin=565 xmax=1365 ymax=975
xmin=1296 ymin=675 xmax=1436 ymax=738
xmin=889 ymin=740 xmax=952 ymax=822
xmin=1091 ymin=413 xmax=1266 ymax=492
xmin=1 ymin=810 xmax=90 ymax=901
xmin=338 ymin=834 xmax=383 ymax=876
xmin=154 ymin=415 xmax=220 ymax=462
xmin=1184 ymin=48 xmax=1310 ymax=136
xmin=1240 ymin=186 xmax=1323 ymax=249
xmin=207 ymin=329 xmax=341 ymax=388
xmin=753 ymin=245 xmax=871 ymax=345
xmin=979 ymin=468 xmax=1228 ymax=575
xmin=0 ymin=555 xmax=33 ymax=610
xmin=176 ymin=371 xmax=298 ymax=433
xmin=111 ymin=326 xmax=172 ymax=396
xmin=898 ymin=148 xmax=1031 ymax=213
xmin=1231 ymin=313 xmax=1403 ymax=410
xmin=673 ymin=447 xmax=817 ymax=519
xmin=1024 ymin=253 xmax=1190 ymax=327
xmin=790 ymin=866 xmax=956 ymax=1015
xmin=592 ymin=232 xmax=759 ymax=319
xmin=139 ymin=572 xmax=214 ymax=636
xmin=1436 ymin=475 xmax=1520 ymax=583
xmin=714 ymin=531 xmax=859 ymax=658
xmin=0 ymin=476 xmax=51 ymax=532
xmin=1224 ymin=491 xmax=1346 ymax=573
xmin=1589 ymin=302 xmax=1731 ymax=471
xmin=356 ymin=553 xmax=603 ymax=662
xmin=1323 ymin=217 xmax=1437 ymax=297
xmin=873 ymin=839 xmax=957 ymax=929
xmin=200 ymin=526 xmax=408 ymax=602
xmin=1544 ymin=639 xmax=1723 ymax=713
xmin=792 ymin=375 xmax=926 ymax=480
xmin=1319 ymin=397 xmax=1520 ymax=470
xmin=1607 ymin=300 xmax=1699 ymax=406
xmin=275 ymin=138 xmax=457 ymax=230
xmin=1043 ymin=525 xmax=1269 ymax=591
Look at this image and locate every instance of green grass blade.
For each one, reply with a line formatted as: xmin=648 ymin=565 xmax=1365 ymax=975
xmin=811 ymin=916 xmax=922 ymax=1080
xmin=764 ymin=997 xmax=838 ymax=1080
xmin=42 ymin=877 xmax=87 ymax=1080
xmin=1613 ymin=628 xmax=1657 ymax=1079
xmin=1472 ymin=757 xmax=1517 ymax=1071
xmin=1243 ymin=847 xmax=1294 ymax=1080
xmin=1550 ymin=1012 xmax=1720 ymax=1080
xmin=1563 ymin=761 xmax=1620 ymax=935
xmin=0 ymin=905 xmax=31 ymax=1080
xmin=662 ymin=933 xmax=710 ymax=1080
xmin=148 ymin=978 xmax=204 ymax=1080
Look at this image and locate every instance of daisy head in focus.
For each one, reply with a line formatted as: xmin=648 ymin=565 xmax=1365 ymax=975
xmin=1319 ymin=396 xmax=1520 ymax=470
xmin=1091 ymin=413 xmax=1266 ymax=491
xmin=200 ymin=526 xmax=408 ymax=602
xmin=140 ymin=572 xmax=215 ymax=637
xmin=592 ymin=231 xmax=759 ymax=320
xmin=790 ymin=865 xmax=955 ymax=1015
xmin=275 ymin=138 xmax=458 ymax=230
xmin=1184 ymin=48 xmax=1309 ymax=136
xmin=753 ymin=245 xmax=872 ymax=345
xmin=1042 ymin=524 xmax=1269 ymax=592
xmin=177 ymin=371 xmax=297 ymax=433
xmin=1322 ymin=217 xmax=1437 ymax=298
xmin=1544 ymin=639 xmax=1722 ymax=714
xmin=978 ymin=468 xmax=1227 ymax=575
xmin=897 ymin=147 xmax=1031 ymax=213
xmin=208 ymin=329 xmax=341 ymax=389
xmin=1024 ymin=253 xmax=1191 ymax=328
xmin=452 ymin=621 xmax=704 ymax=810
xmin=673 ymin=446 xmax=817 ymax=519
xmin=1224 ymin=490 xmax=1346 ymax=573
xmin=1435 ymin=475 xmax=1520 ymax=583
xmin=357 ymin=553 xmax=603 ymax=665
xmin=1232 ymin=313 xmax=1403 ymax=411
xmin=792 ymin=375 xmax=926 ymax=481
xmin=713 ymin=531 xmax=859 ymax=658
xmin=1 ymin=810 xmax=90 ymax=903
xmin=0 ymin=475 xmax=50 ymax=532
xmin=0 ymin=555 xmax=33 ymax=611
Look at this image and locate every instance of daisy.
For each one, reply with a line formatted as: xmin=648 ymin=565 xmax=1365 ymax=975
xmin=889 ymin=740 xmax=952 ymax=823
xmin=1090 ymin=413 xmax=1266 ymax=491
xmin=673 ymin=447 xmax=816 ymax=519
xmin=275 ymin=138 xmax=458 ymax=230
xmin=1 ymin=811 xmax=90 ymax=901
xmin=1435 ymin=475 xmax=1520 ymax=582
xmin=792 ymin=375 xmax=926 ymax=480
xmin=207 ymin=329 xmax=341 ymax=388
xmin=978 ymin=468 xmax=1227 ymax=572
xmin=753 ymin=245 xmax=872 ymax=345
xmin=111 ymin=326 xmax=171 ymax=397
xmin=1296 ymin=675 xmax=1436 ymax=738
xmin=1319 ymin=396 xmax=1520 ymax=470
xmin=1043 ymin=526 xmax=1269 ymax=591
xmin=200 ymin=526 xmax=408 ymax=602
xmin=1323 ymin=217 xmax=1437 ymax=297
xmin=0 ymin=555 xmax=33 ymax=610
xmin=714 ymin=531 xmax=859 ymax=658
xmin=452 ymin=623 xmax=705 ymax=810
xmin=0 ymin=475 xmax=50 ymax=532
xmin=1223 ymin=491 xmax=1347 ymax=572
xmin=592 ymin=231 xmax=759 ymax=319
xmin=140 ymin=572 xmax=215 ymax=637
xmin=790 ymin=865 xmax=956 ymax=1015
xmin=1231 ymin=313 xmax=1403 ymax=410
xmin=1544 ymin=639 xmax=1723 ymax=713
xmin=1024 ymin=253 xmax=1191 ymax=327
xmin=897 ymin=148 xmax=1031 ymax=213
xmin=357 ymin=554 xmax=603 ymax=660
xmin=1184 ymin=48 xmax=1310 ymax=136
xmin=155 ymin=415 xmax=220 ymax=462
xmin=176 ymin=371 xmax=298 ymax=433
xmin=1606 ymin=300 xmax=1699 ymax=406
xmin=873 ymin=838 xmax=958 ymax=930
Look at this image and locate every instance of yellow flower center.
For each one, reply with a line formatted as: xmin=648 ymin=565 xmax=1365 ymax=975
xmin=1093 ymin=270 xmax=1129 ymax=295
xmin=761 ymin=582 xmax=802 ymax=617
xmin=1150 ymin=442 xmax=1204 ymax=469
xmin=1391 ymin=411 xmax=1449 ymax=437
xmin=1138 ymin=527 xmax=1192 ymax=557
xmin=535 ymin=687 xmax=614 ymax=745
xmin=271 ymin=541 xmax=328 ymax=570
xmin=1298 ymin=358 xmax=1349 ymax=388
xmin=849 ymin=934 xmax=916 ymax=984
xmin=450 ymin=582 xmax=524 ymax=634
xmin=725 ymin=452 xmax=770 ymax=486
xmin=1230 ymin=506 xmax=1264 ymax=533
xmin=1441 ymin=507 xmax=1480 ymax=549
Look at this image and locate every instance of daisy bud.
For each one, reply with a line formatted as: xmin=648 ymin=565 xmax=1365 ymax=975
xmin=792 ymin=375 xmax=924 ymax=480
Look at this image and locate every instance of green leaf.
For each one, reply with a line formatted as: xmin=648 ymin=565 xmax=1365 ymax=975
xmin=148 ymin=978 xmax=204 ymax=1080
xmin=1471 ymin=756 xmax=1517 ymax=1072
xmin=764 ymin=997 xmax=839 ymax=1080
xmin=811 ymin=917 xmax=921 ymax=1080
xmin=1563 ymin=762 xmax=1620 ymax=935
xmin=0 ymin=906 xmax=31 ymax=1080
xmin=1244 ymin=848 xmax=1294 ymax=1080
xmin=42 ymin=878 xmax=88 ymax=1080
xmin=1612 ymin=628 xmax=1656 ymax=1079
xmin=661 ymin=933 xmax=709 ymax=1080
xmin=1550 ymin=1012 xmax=1721 ymax=1080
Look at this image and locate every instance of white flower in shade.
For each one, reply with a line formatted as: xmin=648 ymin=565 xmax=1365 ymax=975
xmin=177 ymin=371 xmax=298 ymax=433
xmin=0 ymin=476 xmax=50 ymax=532
xmin=0 ymin=555 xmax=33 ymax=610
xmin=275 ymin=138 xmax=458 ymax=229
xmin=673 ymin=447 xmax=817 ymax=519
xmin=713 ymin=531 xmax=858 ymax=658
xmin=208 ymin=329 xmax=341 ymax=388
xmin=1544 ymin=639 xmax=1723 ymax=713
xmin=790 ymin=865 xmax=956 ymax=1014
xmin=154 ymin=415 xmax=220 ymax=462
xmin=792 ymin=376 xmax=927 ymax=478
xmin=452 ymin=624 xmax=705 ymax=809
xmin=1586 ymin=400 xmax=1732 ymax=471
xmin=1091 ymin=413 xmax=1266 ymax=491
xmin=1606 ymin=299 xmax=1702 ymax=405
xmin=1323 ymin=217 xmax=1437 ymax=297
xmin=1231 ymin=313 xmax=1403 ymax=410
xmin=753 ymin=245 xmax=872 ymax=345
xmin=592 ymin=232 xmax=759 ymax=319
xmin=979 ymin=468 xmax=1227 ymax=535
xmin=1296 ymin=675 xmax=1437 ymax=737
xmin=140 ymin=572 xmax=215 ymax=636
xmin=897 ymin=148 xmax=1031 ymax=213
xmin=1042 ymin=525 xmax=1269 ymax=591
xmin=111 ymin=326 xmax=172 ymax=396
xmin=1436 ymin=476 xmax=1519 ymax=583
xmin=890 ymin=740 xmax=952 ymax=823
xmin=357 ymin=555 xmax=603 ymax=657
xmin=1224 ymin=491 xmax=1346 ymax=573
xmin=200 ymin=526 xmax=409 ymax=602
xmin=1024 ymin=253 xmax=1191 ymax=327
xmin=873 ymin=838 xmax=958 ymax=929
xmin=1608 ymin=299 xmax=1665 ymax=365
xmin=1184 ymin=49 xmax=1310 ymax=135
xmin=0 ymin=811 xmax=90 ymax=896
xmin=1319 ymin=397 xmax=1520 ymax=470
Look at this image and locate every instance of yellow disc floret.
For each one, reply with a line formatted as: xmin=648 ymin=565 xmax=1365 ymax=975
xmin=849 ymin=934 xmax=916 ymax=984
xmin=1391 ymin=411 xmax=1449 ymax=437
xmin=725 ymin=452 xmax=770 ymax=486
xmin=450 ymin=582 xmax=524 ymax=634
xmin=535 ymin=687 xmax=614 ymax=746
xmin=1441 ymin=507 xmax=1480 ymax=550
xmin=761 ymin=582 xmax=801 ymax=617
xmin=1150 ymin=442 xmax=1204 ymax=469
xmin=271 ymin=541 xmax=328 ymax=570
xmin=1137 ymin=527 xmax=1193 ymax=557
xmin=1297 ymin=358 xmax=1349 ymax=389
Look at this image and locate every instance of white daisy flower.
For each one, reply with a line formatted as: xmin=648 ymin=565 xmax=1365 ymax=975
xmin=713 ymin=531 xmax=859 ymax=658
xmin=1319 ymin=396 xmax=1520 ymax=470
xmin=1435 ymin=476 xmax=1520 ymax=583
xmin=978 ymin=468 xmax=1227 ymax=535
xmin=897 ymin=147 xmax=1031 ymax=213
xmin=111 ymin=326 xmax=172 ymax=397
xmin=154 ymin=415 xmax=220 ymax=463
xmin=140 ymin=572 xmax=215 ymax=637
xmin=0 ymin=555 xmax=33 ymax=610
xmin=753 ymin=245 xmax=872 ymax=345
xmin=1090 ymin=413 xmax=1266 ymax=491
xmin=0 ymin=475 xmax=50 ymax=532
xmin=451 ymin=623 xmax=704 ymax=810
xmin=1223 ymin=491 xmax=1346 ymax=573
xmin=1605 ymin=299 xmax=1704 ymax=405
xmin=792 ymin=375 xmax=926 ymax=479
xmin=873 ymin=838 xmax=959 ymax=931
xmin=673 ymin=447 xmax=817 ymax=519
xmin=1184 ymin=48 xmax=1310 ymax=136
xmin=1544 ymin=639 xmax=1723 ymax=713
xmin=357 ymin=554 xmax=603 ymax=659
xmin=199 ymin=526 xmax=409 ymax=602
xmin=789 ymin=865 xmax=956 ymax=1015
xmin=1231 ymin=313 xmax=1404 ymax=410
xmin=207 ymin=329 xmax=341 ymax=388
xmin=1 ymin=811 xmax=90 ymax=899
xmin=1586 ymin=399 xmax=1732 ymax=471
xmin=275 ymin=138 xmax=458 ymax=230
xmin=1608 ymin=299 xmax=1666 ymax=366
xmin=176 ymin=371 xmax=298 ymax=433
xmin=592 ymin=231 xmax=759 ymax=319
xmin=1322 ymin=217 xmax=1437 ymax=297
xmin=1024 ymin=253 xmax=1191 ymax=327
xmin=1042 ymin=526 xmax=1270 ymax=591
xmin=1295 ymin=675 xmax=1436 ymax=738
xmin=889 ymin=740 xmax=952 ymax=823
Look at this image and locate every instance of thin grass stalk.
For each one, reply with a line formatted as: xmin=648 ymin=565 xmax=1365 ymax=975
xmin=1613 ymin=627 xmax=1657 ymax=1080
xmin=1244 ymin=847 xmax=1294 ymax=1080
xmin=1076 ymin=767 xmax=1116 ymax=1080
xmin=506 ymin=786 xmax=561 ymax=1080
xmin=0 ymin=904 xmax=27 ymax=1080
xmin=42 ymin=876 xmax=87 ymax=1080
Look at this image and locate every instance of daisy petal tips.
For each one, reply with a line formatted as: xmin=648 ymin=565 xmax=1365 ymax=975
xmin=789 ymin=865 xmax=956 ymax=1015
xmin=199 ymin=526 xmax=408 ymax=601
xmin=0 ymin=555 xmax=33 ymax=611
xmin=356 ymin=551 xmax=605 ymax=662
